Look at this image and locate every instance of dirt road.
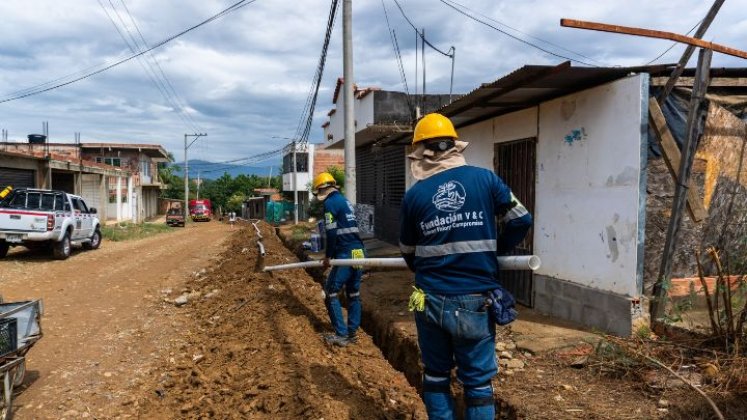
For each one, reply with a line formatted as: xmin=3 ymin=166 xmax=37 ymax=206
xmin=0 ymin=221 xmax=231 ymax=419
xmin=0 ymin=221 xmax=425 ymax=419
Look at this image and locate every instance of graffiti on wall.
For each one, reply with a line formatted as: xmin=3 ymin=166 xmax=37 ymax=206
xmin=564 ymin=127 xmax=588 ymax=145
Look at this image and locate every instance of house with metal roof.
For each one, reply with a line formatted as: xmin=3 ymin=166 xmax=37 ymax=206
xmin=323 ymin=62 xmax=747 ymax=336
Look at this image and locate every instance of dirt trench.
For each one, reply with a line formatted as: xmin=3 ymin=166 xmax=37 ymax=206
xmin=278 ymin=230 xmax=519 ymax=419
xmin=132 ymin=223 xmax=427 ymax=419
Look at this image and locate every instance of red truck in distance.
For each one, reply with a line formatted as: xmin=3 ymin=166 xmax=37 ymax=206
xmin=188 ymin=199 xmax=212 ymax=222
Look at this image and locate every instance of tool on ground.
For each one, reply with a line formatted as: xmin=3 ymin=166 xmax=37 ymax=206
xmin=262 ymin=255 xmax=541 ymax=272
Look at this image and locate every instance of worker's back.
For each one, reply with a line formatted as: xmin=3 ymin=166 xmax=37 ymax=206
xmin=400 ymin=165 xmax=522 ymax=295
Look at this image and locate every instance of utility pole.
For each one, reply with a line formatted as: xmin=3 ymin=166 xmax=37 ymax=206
xmin=196 ymin=170 xmax=201 ymax=200
xmin=183 ymin=132 xmax=207 ymax=220
xmin=342 ymin=0 xmax=356 ymax=204
xmin=292 ymin=141 xmax=299 ymax=224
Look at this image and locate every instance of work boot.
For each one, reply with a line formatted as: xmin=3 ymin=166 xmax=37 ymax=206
xmin=323 ymin=334 xmax=349 ymax=347
xmin=347 ymin=334 xmax=358 ymax=344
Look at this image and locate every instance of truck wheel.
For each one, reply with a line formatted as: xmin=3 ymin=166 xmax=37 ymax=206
xmin=53 ymin=233 xmax=71 ymax=260
xmin=0 ymin=242 xmax=8 ymax=259
xmin=82 ymin=229 xmax=101 ymax=250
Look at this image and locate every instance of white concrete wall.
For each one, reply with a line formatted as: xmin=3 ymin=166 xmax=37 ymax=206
xmin=324 ymin=87 xmax=376 ymax=145
xmin=407 ymin=76 xmax=646 ymax=298
xmin=534 ymin=75 xmax=645 ymax=297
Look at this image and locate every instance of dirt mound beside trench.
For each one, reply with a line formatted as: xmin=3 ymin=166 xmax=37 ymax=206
xmin=136 ymin=222 xmax=426 ymax=419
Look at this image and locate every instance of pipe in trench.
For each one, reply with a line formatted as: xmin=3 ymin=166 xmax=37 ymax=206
xmin=263 ymin=255 xmax=540 ymax=272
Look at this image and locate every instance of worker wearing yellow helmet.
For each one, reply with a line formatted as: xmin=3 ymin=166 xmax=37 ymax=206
xmin=400 ymin=113 xmax=532 ymax=419
xmin=312 ymin=171 xmax=366 ymax=347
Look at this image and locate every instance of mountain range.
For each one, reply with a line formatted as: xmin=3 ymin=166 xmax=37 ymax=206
xmin=171 ymin=160 xmax=280 ymax=180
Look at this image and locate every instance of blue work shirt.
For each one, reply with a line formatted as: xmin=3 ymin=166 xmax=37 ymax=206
xmin=323 ymin=190 xmax=364 ymax=258
xmin=399 ymin=166 xmax=532 ymax=295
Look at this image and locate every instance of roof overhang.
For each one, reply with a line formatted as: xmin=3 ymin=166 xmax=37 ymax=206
xmin=326 ymin=123 xmax=413 ymax=149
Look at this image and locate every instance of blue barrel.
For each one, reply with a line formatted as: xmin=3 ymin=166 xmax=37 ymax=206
xmin=310 ymin=233 xmax=321 ymax=252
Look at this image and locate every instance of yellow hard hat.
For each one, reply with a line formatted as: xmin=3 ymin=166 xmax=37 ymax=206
xmin=313 ymin=172 xmax=336 ymax=193
xmin=413 ymin=113 xmax=458 ymax=144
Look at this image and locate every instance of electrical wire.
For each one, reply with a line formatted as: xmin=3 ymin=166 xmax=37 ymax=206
xmin=195 ymin=148 xmax=283 ymax=174
xmin=97 ymin=0 xmax=201 ymax=133
xmin=442 ymin=0 xmax=605 ymax=66
xmin=381 ymin=0 xmax=413 ymax=116
xmin=391 ymin=0 xmax=453 ymax=58
xmin=119 ymin=0 xmax=204 ymax=132
xmin=644 ymin=19 xmax=703 ymax=65
xmin=437 ymin=0 xmax=598 ymax=67
xmin=0 ymin=0 xmax=258 ymax=104
xmin=291 ymin=0 xmax=339 ymax=148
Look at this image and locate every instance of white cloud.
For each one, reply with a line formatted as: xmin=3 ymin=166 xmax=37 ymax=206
xmin=0 ymin=0 xmax=745 ymax=162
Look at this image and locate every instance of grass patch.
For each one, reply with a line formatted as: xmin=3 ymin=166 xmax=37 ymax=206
xmin=290 ymin=224 xmax=313 ymax=242
xmin=101 ymin=222 xmax=174 ymax=242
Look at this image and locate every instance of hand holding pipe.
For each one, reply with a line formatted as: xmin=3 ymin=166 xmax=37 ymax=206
xmin=262 ymin=255 xmax=540 ymax=272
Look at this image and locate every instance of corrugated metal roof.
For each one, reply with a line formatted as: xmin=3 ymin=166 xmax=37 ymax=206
xmin=438 ymin=61 xmax=677 ymax=129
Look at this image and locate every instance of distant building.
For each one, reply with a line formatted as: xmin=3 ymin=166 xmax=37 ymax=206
xmin=322 ymin=77 xmax=453 ymax=241
xmin=0 ymin=139 xmax=170 ymax=222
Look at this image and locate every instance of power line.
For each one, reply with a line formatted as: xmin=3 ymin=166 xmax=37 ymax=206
xmin=119 ymin=0 xmax=204 ymax=132
xmin=291 ymin=0 xmax=339 ymax=146
xmin=391 ymin=0 xmax=453 ymax=58
xmin=0 ymin=0 xmax=258 ymax=104
xmin=644 ymin=19 xmax=703 ymax=65
xmin=97 ymin=0 xmax=201 ymax=133
xmin=442 ymin=0 xmax=606 ymax=66
xmin=437 ymin=0 xmax=598 ymax=67
xmin=195 ymin=148 xmax=283 ymax=174
xmin=381 ymin=0 xmax=413 ymax=116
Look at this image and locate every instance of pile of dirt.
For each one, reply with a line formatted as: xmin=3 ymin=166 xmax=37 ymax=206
xmin=132 ymin=222 xmax=426 ymax=419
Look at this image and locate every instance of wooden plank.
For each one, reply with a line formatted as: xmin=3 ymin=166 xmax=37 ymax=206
xmin=648 ymin=97 xmax=708 ymax=222
xmin=652 ymin=49 xmax=713 ymax=321
xmin=560 ymin=18 xmax=747 ymax=60
xmin=651 ymin=77 xmax=747 ymax=87
xmin=657 ymin=0 xmax=725 ymax=104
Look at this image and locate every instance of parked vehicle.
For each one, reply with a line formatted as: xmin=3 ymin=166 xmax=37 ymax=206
xmin=188 ymin=199 xmax=212 ymax=222
xmin=0 ymin=188 xmax=101 ymax=259
xmin=166 ymin=208 xmax=185 ymax=227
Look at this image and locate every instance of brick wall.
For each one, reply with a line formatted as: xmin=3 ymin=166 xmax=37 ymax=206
xmin=313 ymin=149 xmax=344 ymax=178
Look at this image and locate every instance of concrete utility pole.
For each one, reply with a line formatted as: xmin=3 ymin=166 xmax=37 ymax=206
xmin=342 ymin=0 xmax=356 ymax=204
xmin=183 ymin=133 xmax=207 ymax=220
xmin=196 ymin=170 xmax=201 ymax=200
xmin=293 ymin=141 xmax=299 ymax=224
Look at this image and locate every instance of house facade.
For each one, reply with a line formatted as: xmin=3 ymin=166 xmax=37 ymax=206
xmin=0 ymin=140 xmax=170 ymax=223
xmin=79 ymin=143 xmax=169 ymax=222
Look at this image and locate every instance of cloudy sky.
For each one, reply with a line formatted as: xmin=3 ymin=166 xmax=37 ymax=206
xmin=0 ymin=0 xmax=745 ymax=167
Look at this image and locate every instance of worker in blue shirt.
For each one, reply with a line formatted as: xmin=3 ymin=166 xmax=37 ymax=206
xmin=399 ymin=113 xmax=532 ymax=419
xmin=313 ymin=172 xmax=366 ymax=347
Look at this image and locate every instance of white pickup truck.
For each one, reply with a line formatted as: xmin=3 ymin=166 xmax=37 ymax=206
xmin=0 ymin=188 xmax=102 ymax=259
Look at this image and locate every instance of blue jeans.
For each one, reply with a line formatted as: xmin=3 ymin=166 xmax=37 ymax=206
xmin=324 ymin=251 xmax=363 ymax=338
xmin=415 ymin=293 xmax=497 ymax=420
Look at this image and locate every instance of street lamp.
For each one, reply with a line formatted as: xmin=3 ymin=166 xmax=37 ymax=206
xmin=184 ymin=133 xmax=207 ymax=220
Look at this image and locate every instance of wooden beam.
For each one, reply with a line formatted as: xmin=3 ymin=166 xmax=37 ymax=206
xmin=658 ymin=0 xmax=725 ymax=104
xmin=651 ymin=77 xmax=747 ymax=87
xmin=560 ymin=18 xmax=747 ymax=60
xmin=648 ymin=97 xmax=707 ymax=222
xmin=651 ymin=48 xmax=713 ymax=322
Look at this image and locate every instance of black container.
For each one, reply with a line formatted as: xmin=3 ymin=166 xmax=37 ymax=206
xmin=27 ymin=134 xmax=47 ymax=144
xmin=0 ymin=318 xmax=17 ymax=357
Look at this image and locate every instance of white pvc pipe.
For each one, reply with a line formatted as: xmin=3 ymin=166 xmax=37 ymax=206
xmin=257 ymin=241 xmax=266 ymax=257
xmin=263 ymin=255 xmax=540 ymax=272
xmin=252 ymin=222 xmax=263 ymax=240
